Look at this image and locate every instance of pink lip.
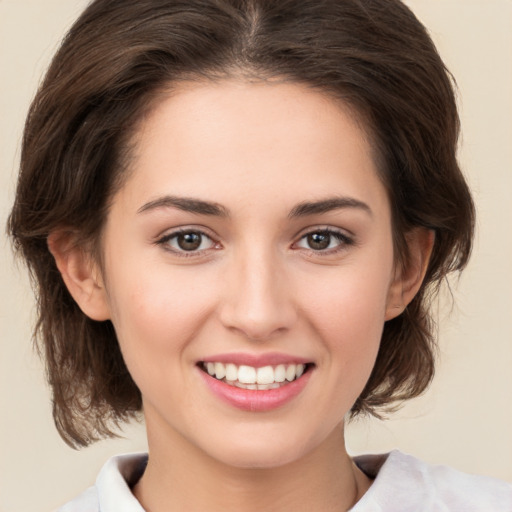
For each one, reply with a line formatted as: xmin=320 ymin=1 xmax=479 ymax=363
xmin=197 ymin=364 xmax=313 ymax=412
xmin=200 ymin=352 xmax=311 ymax=367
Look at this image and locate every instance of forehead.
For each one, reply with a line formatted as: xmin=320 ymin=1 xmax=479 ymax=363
xmin=118 ymin=79 xmax=388 ymax=217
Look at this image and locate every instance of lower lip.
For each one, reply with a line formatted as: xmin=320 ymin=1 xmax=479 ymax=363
xmin=198 ymin=368 xmax=313 ymax=412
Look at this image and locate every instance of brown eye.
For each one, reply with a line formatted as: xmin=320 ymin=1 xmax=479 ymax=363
xmin=307 ymin=232 xmax=331 ymax=250
xmin=296 ymin=229 xmax=353 ymax=252
xmin=177 ymin=232 xmax=202 ymax=251
xmin=159 ymin=230 xmax=216 ymax=254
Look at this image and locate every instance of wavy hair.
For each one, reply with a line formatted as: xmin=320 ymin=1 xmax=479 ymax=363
xmin=8 ymin=0 xmax=474 ymax=447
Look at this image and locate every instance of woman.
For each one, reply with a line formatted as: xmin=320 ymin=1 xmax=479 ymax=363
xmin=7 ymin=0 xmax=511 ymax=510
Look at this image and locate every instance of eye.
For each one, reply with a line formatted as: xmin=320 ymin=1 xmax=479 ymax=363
xmin=295 ymin=229 xmax=353 ymax=252
xmin=158 ymin=229 xmax=217 ymax=254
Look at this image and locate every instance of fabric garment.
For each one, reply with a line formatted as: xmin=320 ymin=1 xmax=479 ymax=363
xmin=57 ymin=450 xmax=512 ymax=511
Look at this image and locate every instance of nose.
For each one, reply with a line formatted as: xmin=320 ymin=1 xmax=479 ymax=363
xmin=218 ymin=247 xmax=297 ymax=341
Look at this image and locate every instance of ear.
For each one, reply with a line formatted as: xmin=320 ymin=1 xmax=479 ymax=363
xmin=385 ymin=228 xmax=435 ymax=321
xmin=47 ymin=230 xmax=111 ymax=321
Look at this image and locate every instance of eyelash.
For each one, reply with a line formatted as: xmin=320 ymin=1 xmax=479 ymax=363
xmin=294 ymin=228 xmax=355 ymax=255
xmin=156 ymin=228 xmax=220 ymax=258
xmin=155 ymin=227 xmax=354 ymax=258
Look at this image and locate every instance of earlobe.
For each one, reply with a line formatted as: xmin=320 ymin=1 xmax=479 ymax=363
xmin=385 ymin=228 xmax=435 ymax=321
xmin=47 ymin=231 xmax=111 ymax=321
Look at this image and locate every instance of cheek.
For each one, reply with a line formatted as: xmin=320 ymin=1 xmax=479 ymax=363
xmin=104 ymin=261 xmax=217 ymax=377
xmin=310 ymin=284 xmax=386 ymax=375
xmin=297 ymin=253 xmax=394 ymax=387
xmin=302 ymin=261 xmax=392 ymax=341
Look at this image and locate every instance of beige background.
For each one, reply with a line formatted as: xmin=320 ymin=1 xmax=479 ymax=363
xmin=1 ymin=1 xmax=511 ymax=511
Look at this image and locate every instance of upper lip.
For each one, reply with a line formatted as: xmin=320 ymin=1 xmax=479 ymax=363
xmin=199 ymin=352 xmax=312 ymax=367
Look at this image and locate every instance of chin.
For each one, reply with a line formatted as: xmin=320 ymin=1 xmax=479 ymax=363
xmin=198 ymin=427 xmax=323 ymax=470
xmin=212 ymin=446 xmax=303 ymax=470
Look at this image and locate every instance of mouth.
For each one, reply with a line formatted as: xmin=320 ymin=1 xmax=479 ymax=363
xmin=198 ymin=361 xmax=314 ymax=390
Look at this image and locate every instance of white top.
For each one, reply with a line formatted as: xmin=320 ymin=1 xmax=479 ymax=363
xmin=57 ymin=450 xmax=512 ymax=511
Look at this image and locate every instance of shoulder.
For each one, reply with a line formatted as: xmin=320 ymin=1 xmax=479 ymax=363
xmin=352 ymin=450 xmax=512 ymax=511
xmin=56 ymin=453 xmax=148 ymax=512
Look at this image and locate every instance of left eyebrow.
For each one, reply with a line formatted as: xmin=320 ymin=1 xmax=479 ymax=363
xmin=288 ymin=196 xmax=373 ymax=218
xmin=137 ymin=195 xmax=229 ymax=217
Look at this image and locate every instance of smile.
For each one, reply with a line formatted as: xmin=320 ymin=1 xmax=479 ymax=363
xmin=200 ymin=362 xmax=308 ymax=390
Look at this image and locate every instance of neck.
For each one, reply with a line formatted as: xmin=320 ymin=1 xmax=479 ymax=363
xmin=133 ymin=422 xmax=371 ymax=512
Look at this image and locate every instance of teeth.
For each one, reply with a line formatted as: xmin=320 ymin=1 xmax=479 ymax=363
xmin=225 ymin=363 xmax=238 ymax=381
xmin=235 ymin=382 xmax=258 ymax=390
xmin=256 ymin=366 xmax=274 ymax=385
xmin=214 ymin=362 xmax=226 ymax=379
xmin=233 ymin=381 xmax=281 ymax=390
xmin=238 ymin=365 xmax=256 ymax=384
xmin=202 ymin=362 xmax=308 ymax=387
xmin=274 ymin=364 xmax=286 ymax=382
xmin=285 ymin=365 xmax=296 ymax=382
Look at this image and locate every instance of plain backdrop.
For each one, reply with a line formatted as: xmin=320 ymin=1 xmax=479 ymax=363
xmin=1 ymin=1 xmax=511 ymax=511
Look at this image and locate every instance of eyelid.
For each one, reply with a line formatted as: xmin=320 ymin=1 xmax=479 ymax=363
xmin=292 ymin=226 xmax=356 ymax=253
xmin=153 ymin=224 xmax=355 ymax=258
xmin=155 ymin=226 xmax=221 ymax=257
xmin=292 ymin=222 xmax=355 ymax=239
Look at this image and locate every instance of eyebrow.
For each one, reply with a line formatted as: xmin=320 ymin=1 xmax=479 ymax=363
xmin=137 ymin=194 xmax=371 ymax=219
xmin=137 ymin=196 xmax=229 ymax=217
xmin=288 ymin=196 xmax=372 ymax=218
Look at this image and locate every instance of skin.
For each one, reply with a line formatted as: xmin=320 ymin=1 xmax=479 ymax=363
xmin=50 ymin=80 xmax=432 ymax=511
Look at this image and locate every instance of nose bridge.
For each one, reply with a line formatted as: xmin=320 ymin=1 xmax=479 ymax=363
xmin=219 ymin=240 xmax=296 ymax=341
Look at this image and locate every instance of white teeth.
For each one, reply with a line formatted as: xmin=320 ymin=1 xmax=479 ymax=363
xmin=258 ymin=382 xmax=280 ymax=390
xmin=232 ymin=381 xmax=282 ymax=390
xmin=214 ymin=362 xmax=226 ymax=379
xmin=285 ymin=365 xmax=296 ymax=382
xmin=238 ymin=365 xmax=256 ymax=384
xmin=274 ymin=364 xmax=286 ymax=382
xmin=256 ymin=365 xmax=275 ymax=385
xmin=225 ymin=363 xmax=237 ymax=381
xmin=202 ymin=361 xmax=309 ymax=387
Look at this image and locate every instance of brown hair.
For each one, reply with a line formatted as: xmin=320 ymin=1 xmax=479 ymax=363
xmin=8 ymin=0 xmax=474 ymax=448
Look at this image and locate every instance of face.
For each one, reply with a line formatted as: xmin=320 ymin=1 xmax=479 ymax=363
xmin=97 ymin=80 xmax=403 ymax=468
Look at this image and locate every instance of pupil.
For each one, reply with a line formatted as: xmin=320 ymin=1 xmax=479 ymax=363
xmin=308 ymin=232 xmax=330 ymax=250
xmin=178 ymin=232 xmax=201 ymax=251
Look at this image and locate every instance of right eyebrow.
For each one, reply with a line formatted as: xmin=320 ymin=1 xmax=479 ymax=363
xmin=137 ymin=195 xmax=230 ymax=217
xmin=288 ymin=196 xmax=373 ymax=219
